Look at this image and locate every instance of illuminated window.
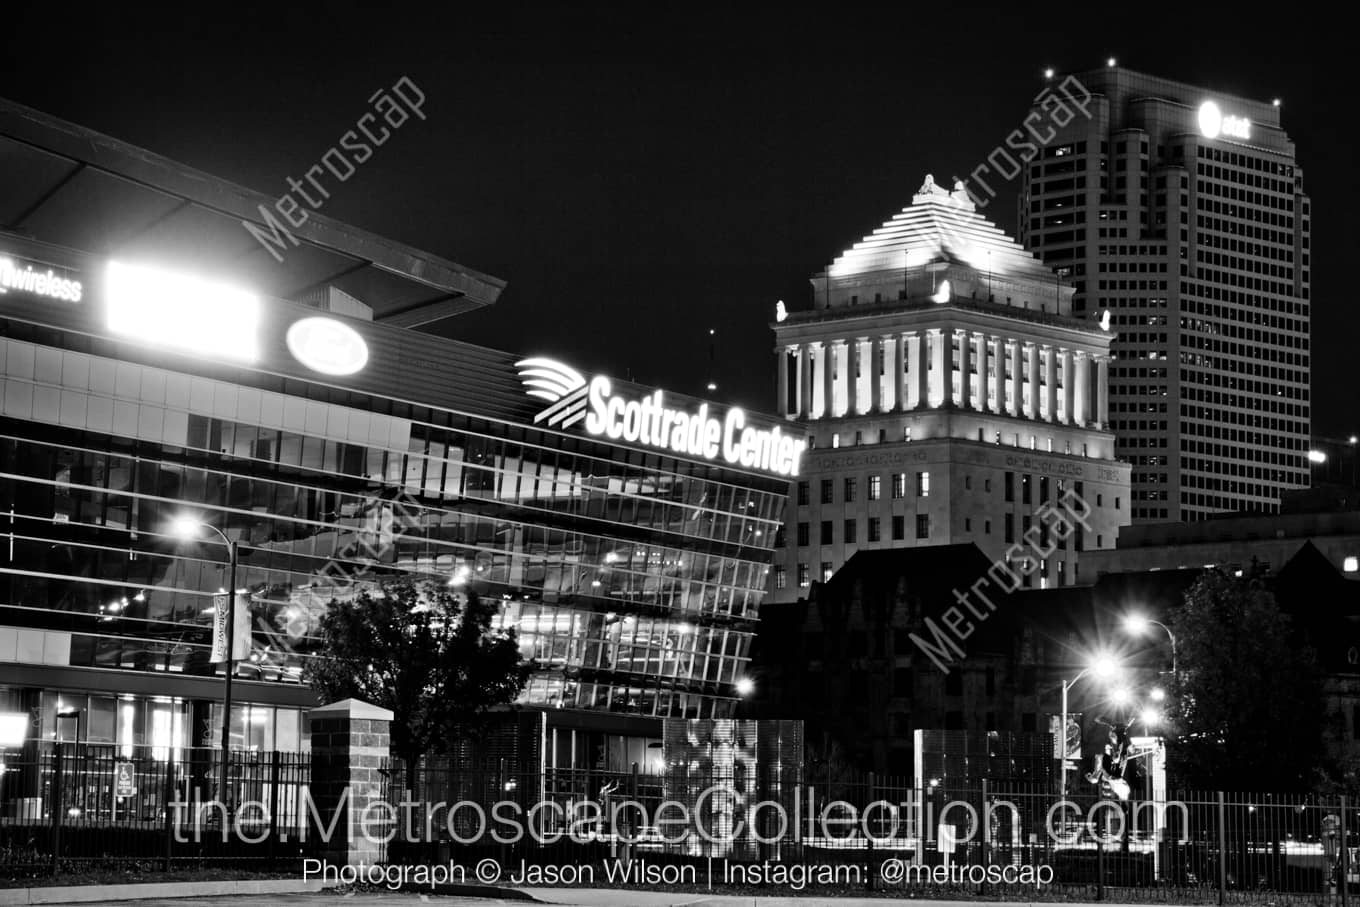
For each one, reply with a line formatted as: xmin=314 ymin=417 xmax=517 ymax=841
xmin=868 ymin=476 xmax=882 ymax=500
xmin=821 ymin=562 xmax=834 ymax=582
xmin=797 ymin=564 xmax=810 ymax=587
xmin=892 ymin=473 xmax=905 ymax=499
xmin=774 ymin=567 xmax=787 ymax=589
xmin=916 ymin=471 xmax=930 ymax=497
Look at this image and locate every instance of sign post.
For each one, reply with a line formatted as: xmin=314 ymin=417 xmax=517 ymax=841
xmin=113 ymin=759 xmax=136 ymax=822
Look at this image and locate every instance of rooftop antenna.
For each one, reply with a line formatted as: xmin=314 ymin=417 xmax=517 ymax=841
xmin=706 ymin=328 xmax=717 ymax=392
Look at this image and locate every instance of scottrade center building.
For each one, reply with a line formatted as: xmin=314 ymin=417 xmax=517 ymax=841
xmin=0 ymin=98 xmax=796 ymax=772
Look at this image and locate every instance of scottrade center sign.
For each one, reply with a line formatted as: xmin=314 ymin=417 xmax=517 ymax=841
xmin=516 ymin=358 xmax=806 ymax=477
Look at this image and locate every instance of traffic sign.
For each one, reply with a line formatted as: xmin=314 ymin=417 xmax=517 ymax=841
xmin=114 ymin=760 xmax=136 ymax=798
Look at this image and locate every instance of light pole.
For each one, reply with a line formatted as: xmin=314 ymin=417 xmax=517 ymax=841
xmin=171 ymin=516 xmax=238 ymax=811
xmin=1059 ymin=655 xmax=1118 ymax=797
xmin=1123 ymin=613 xmax=1177 ymax=676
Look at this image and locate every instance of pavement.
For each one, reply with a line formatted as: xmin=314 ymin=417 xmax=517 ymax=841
xmin=86 ymin=893 xmax=1131 ymax=907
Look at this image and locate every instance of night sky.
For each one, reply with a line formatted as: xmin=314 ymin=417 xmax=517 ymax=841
xmin=2 ymin=6 xmax=1354 ymax=436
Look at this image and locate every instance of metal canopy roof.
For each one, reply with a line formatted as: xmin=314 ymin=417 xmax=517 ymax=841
xmin=0 ymin=97 xmax=505 ymax=327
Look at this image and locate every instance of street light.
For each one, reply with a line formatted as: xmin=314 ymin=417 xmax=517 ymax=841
xmin=1059 ymin=654 xmax=1119 ymax=797
xmin=1122 ymin=613 xmax=1177 ymax=675
xmin=171 ymin=515 xmax=238 ymax=810
xmin=735 ymin=677 xmax=755 ymax=697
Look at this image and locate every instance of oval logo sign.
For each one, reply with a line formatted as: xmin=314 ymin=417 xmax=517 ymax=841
xmin=286 ymin=317 xmax=369 ymax=376
xmin=1197 ymin=100 xmax=1222 ymax=139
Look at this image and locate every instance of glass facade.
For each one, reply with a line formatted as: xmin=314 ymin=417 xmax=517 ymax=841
xmin=0 ymin=310 xmax=787 ymax=733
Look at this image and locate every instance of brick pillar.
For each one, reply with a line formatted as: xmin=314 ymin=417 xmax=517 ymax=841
xmin=307 ymin=698 xmax=394 ymax=868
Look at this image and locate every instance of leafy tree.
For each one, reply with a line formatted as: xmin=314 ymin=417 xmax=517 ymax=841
xmin=1168 ymin=570 xmax=1323 ymax=792
xmin=303 ymin=578 xmax=531 ymax=781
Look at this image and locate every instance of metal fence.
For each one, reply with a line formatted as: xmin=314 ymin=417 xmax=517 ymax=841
xmin=0 ymin=742 xmax=315 ymax=879
xmin=380 ymin=760 xmax=1360 ymax=904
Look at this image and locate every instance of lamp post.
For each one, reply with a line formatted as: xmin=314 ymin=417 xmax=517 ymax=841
xmin=1123 ymin=614 xmax=1177 ymax=676
xmin=1059 ymin=655 xmax=1118 ymax=797
xmin=171 ymin=516 xmax=237 ymax=811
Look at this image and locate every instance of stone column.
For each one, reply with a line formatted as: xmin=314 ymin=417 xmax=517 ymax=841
xmin=1073 ymin=352 xmax=1089 ymax=426
xmin=1026 ymin=342 xmax=1040 ymax=420
xmin=871 ymin=336 xmax=885 ymax=413
xmin=972 ymin=331 xmax=985 ymax=411
xmin=1044 ymin=346 xmax=1058 ymax=423
xmin=1009 ymin=340 xmax=1023 ymax=417
xmin=307 ymin=699 xmax=393 ymax=869
xmin=912 ymin=332 xmax=929 ymax=410
xmin=799 ymin=345 xmax=814 ymax=418
xmin=937 ymin=330 xmax=952 ymax=408
xmin=822 ymin=341 xmax=837 ymax=419
xmin=777 ymin=347 xmax=791 ymax=417
xmin=990 ymin=336 xmax=1004 ymax=413
xmin=955 ymin=329 xmax=969 ymax=409
xmin=886 ymin=333 xmax=897 ymax=410
xmin=1061 ymin=348 xmax=1075 ymax=424
xmin=1096 ymin=357 xmax=1110 ymax=429
xmin=849 ymin=337 xmax=864 ymax=415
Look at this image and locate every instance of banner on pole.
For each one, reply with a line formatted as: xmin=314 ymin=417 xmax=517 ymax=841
xmin=209 ymin=593 xmax=251 ymax=663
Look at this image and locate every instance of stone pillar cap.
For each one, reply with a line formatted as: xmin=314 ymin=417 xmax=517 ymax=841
xmin=308 ymin=698 xmax=395 ymax=721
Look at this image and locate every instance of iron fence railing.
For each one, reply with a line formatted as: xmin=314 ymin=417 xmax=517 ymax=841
xmin=0 ymin=742 xmax=315 ymax=878
xmin=379 ymin=759 xmax=1360 ymax=905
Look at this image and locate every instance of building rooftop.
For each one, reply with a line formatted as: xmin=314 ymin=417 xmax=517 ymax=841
xmin=0 ymin=96 xmax=505 ymax=328
xmin=819 ymin=175 xmax=1062 ymax=286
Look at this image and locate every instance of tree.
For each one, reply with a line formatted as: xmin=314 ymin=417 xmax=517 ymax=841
xmin=1168 ymin=570 xmax=1323 ymax=792
xmin=303 ymin=578 xmax=531 ymax=781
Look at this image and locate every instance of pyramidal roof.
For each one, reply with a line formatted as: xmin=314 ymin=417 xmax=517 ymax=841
xmin=825 ymin=175 xmax=1059 ymax=285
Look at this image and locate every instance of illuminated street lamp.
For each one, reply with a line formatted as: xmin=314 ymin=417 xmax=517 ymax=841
xmin=171 ymin=515 xmax=238 ymax=809
xmin=735 ymin=677 xmax=755 ymax=697
xmin=1060 ymin=654 xmax=1119 ymax=797
xmin=1122 ymin=613 xmax=1177 ymax=675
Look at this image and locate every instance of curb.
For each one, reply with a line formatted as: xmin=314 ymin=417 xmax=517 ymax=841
xmin=0 ymin=878 xmax=327 ymax=905
xmin=406 ymin=882 xmax=542 ymax=901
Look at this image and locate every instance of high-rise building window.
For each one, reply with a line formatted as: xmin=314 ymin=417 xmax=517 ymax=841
xmin=774 ymin=566 xmax=787 ymax=589
xmin=821 ymin=479 xmax=834 ymax=504
xmin=820 ymin=521 xmax=833 ymax=545
xmin=916 ymin=514 xmax=930 ymax=539
xmin=1005 ymin=514 xmax=1014 ymax=543
xmin=797 ymin=482 xmax=809 ymax=506
xmin=844 ymin=519 xmax=857 ymax=544
xmin=797 ymin=522 xmax=810 ymax=547
xmin=892 ymin=515 xmax=905 ymax=540
xmin=916 ymin=471 xmax=930 ymax=497
xmin=1022 ymin=474 xmax=1032 ymax=504
xmin=868 ymin=476 xmax=882 ymax=500
xmin=868 ymin=518 xmax=881 ymax=542
xmin=844 ymin=477 xmax=857 ymax=503
xmin=822 ymin=562 xmax=834 ymax=582
xmin=1005 ymin=472 xmax=1014 ymax=502
xmin=797 ymin=564 xmax=810 ymax=587
xmin=892 ymin=473 xmax=906 ymax=499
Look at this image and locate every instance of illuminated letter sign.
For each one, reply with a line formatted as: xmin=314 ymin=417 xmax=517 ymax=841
xmin=286 ymin=317 xmax=369 ymax=375
xmin=1198 ymin=101 xmax=1250 ymax=140
xmin=0 ymin=256 xmax=83 ymax=302
xmin=516 ymin=358 xmax=806 ymax=477
xmin=106 ymin=261 xmax=260 ymax=362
